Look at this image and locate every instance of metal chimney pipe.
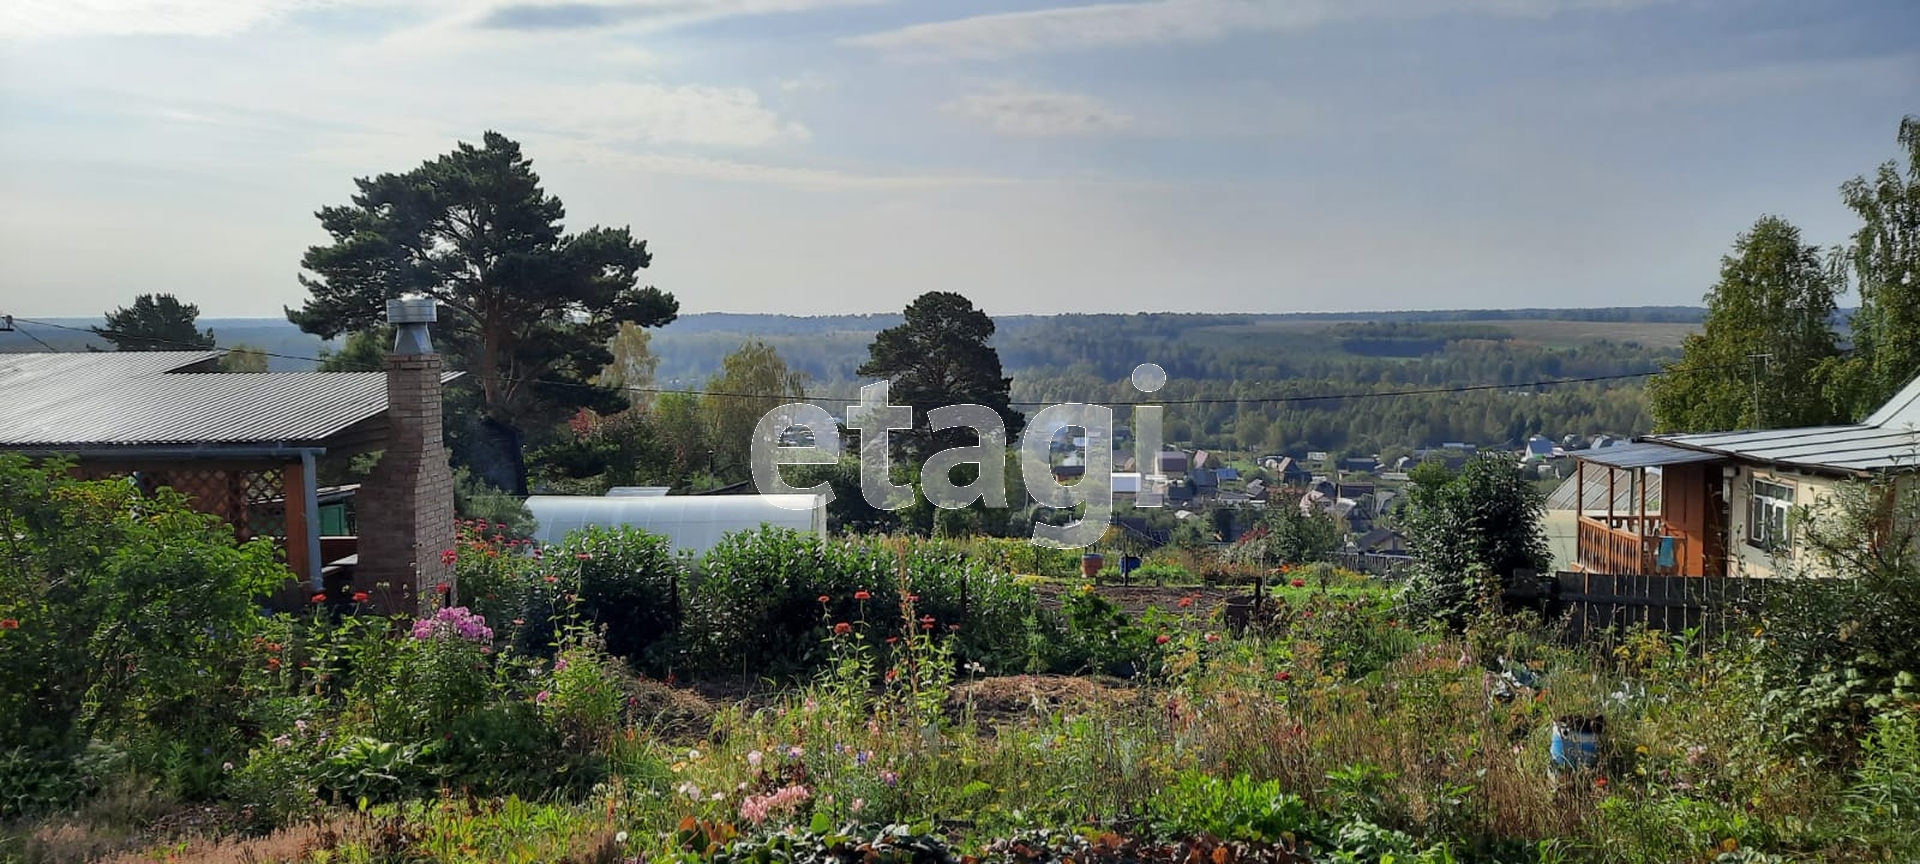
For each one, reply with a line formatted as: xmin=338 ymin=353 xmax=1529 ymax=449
xmin=385 ymin=294 xmax=437 ymax=355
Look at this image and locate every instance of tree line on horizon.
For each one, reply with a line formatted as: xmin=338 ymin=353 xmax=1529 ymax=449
xmin=54 ymin=114 xmax=1920 ymax=511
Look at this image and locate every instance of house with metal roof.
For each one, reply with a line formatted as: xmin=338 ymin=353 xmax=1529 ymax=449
xmin=0 ymin=342 xmax=461 ymax=597
xmin=1568 ymin=374 xmax=1920 ymax=579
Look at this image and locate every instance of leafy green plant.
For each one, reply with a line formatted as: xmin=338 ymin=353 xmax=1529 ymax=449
xmin=0 ymin=455 xmax=287 ymax=760
xmin=1145 ymin=771 xmax=1312 ymax=844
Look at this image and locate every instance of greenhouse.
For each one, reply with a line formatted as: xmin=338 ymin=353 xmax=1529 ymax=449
xmin=524 ymin=493 xmax=827 ymax=555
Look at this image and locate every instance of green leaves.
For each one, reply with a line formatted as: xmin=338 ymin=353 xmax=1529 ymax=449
xmin=858 ymin=292 xmax=1024 ymax=459
xmin=289 ymin=131 xmax=679 ymax=490
xmin=1647 ymin=215 xmax=1847 ymax=433
xmin=91 ymin=293 xmax=215 ymax=351
xmin=1400 ymin=455 xmax=1550 ymax=624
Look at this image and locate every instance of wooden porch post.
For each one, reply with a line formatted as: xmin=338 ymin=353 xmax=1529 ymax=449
xmin=1638 ymin=467 xmax=1649 ymax=572
xmin=1576 ymin=459 xmax=1585 ymax=519
xmin=284 ymin=458 xmax=313 ymax=587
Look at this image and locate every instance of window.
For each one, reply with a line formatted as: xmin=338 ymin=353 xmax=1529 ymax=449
xmin=1748 ymin=479 xmax=1795 ymax=553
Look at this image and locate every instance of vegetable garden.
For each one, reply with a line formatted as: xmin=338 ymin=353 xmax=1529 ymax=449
xmin=3 ymin=455 xmax=1918 ymax=863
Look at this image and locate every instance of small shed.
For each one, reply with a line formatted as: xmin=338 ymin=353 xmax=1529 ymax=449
xmin=0 ymin=350 xmax=459 ymax=592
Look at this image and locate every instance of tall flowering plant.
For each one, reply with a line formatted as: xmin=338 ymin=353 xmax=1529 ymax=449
xmin=375 ymin=606 xmax=500 ymax=739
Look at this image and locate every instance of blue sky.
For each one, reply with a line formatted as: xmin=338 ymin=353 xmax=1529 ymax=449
xmin=1 ymin=0 xmax=1915 ymax=318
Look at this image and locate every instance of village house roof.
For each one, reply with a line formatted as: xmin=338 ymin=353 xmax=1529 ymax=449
xmin=1644 ymin=374 xmax=1920 ymax=476
xmin=0 ymin=351 xmax=460 ymax=453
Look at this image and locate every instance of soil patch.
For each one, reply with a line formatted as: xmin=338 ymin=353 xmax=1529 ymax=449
xmin=947 ymin=674 xmax=1144 ymax=726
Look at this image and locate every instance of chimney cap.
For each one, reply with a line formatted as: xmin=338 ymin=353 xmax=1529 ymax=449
xmin=386 ymin=295 xmax=438 ymax=326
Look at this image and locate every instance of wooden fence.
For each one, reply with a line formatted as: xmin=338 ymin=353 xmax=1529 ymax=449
xmin=1504 ymin=571 xmax=1766 ymax=645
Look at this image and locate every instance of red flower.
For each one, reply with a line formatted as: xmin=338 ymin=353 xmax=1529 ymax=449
xmin=833 ymin=622 xmax=852 ymax=636
xmin=575 ymin=552 xmax=592 ymax=560
xmin=885 ymin=668 xmax=899 ymax=681
xmin=1177 ymin=596 xmax=1194 ymax=609
xmin=906 ymin=593 xmax=920 ymax=603
xmin=818 ymin=595 xmax=831 ymax=604
xmin=1275 ymin=671 xmax=1292 ymax=682
xmin=1594 ymin=776 xmax=1609 ymax=789
xmin=436 ymin=582 xmax=451 ymax=594
xmin=1289 ymin=579 xmax=1306 ymax=588
xmin=0 ymin=618 xmax=18 ymax=630
xmin=854 ymin=590 xmax=872 ymax=601
xmin=948 ymin=624 xmax=961 ymax=633
xmin=919 ymin=615 xmax=935 ymax=630
xmin=1204 ymin=632 xmax=1220 ymax=643
xmin=311 ymin=593 xmax=326 ymax=604
xmin=1155 ymin=634 xmax=1171 ymax=645
xmin=265 ymin=643 xmax=281 ymax=653
xmin=267 ymin=657 xmax=280 ymax=671
xmin=351 ymin=591 xmax=370 ymax=603
xmin=886 ymin=637 xmax=899 ymax=645
xmin=440 ymin=549 xmax=457 ymax=565
xmin=544 ymin=575 xmax=559 ymax=584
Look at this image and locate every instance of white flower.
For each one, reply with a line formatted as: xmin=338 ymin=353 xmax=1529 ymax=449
xmin=615 ymin=831 xmax=629 ymax=844
xmin=746 ymin=750 xmax=763 ymax=767
xmin=688 ymin=748 xmax=701 ymax=760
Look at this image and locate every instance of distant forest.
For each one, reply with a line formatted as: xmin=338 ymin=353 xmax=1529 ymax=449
xmin=2 ymin=306 xmax=1709 ymax=457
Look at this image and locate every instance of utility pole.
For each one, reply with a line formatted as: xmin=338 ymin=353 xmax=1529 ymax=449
xmin=1746 ymin=352 xmax=1773 ymax=427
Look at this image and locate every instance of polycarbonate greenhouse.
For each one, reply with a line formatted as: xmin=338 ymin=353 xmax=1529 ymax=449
xmin=524 ymin=493 xmax=827 ymax=556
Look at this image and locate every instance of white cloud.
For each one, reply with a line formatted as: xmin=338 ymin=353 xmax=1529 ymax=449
xmin=0 ymin=0 xmax=359 ymax=40
xmin=531 ymin=138 xmax=1017 ymax=191
xmin=847 ymin=0 xmax=1670 ymax=62
xmin=502 ymin=81 xmax=812 ymax=149
xmin=944 ymin=83 xmax=1133 ymax=137
xmin=777 ymin=72 xmax=835 ymax=93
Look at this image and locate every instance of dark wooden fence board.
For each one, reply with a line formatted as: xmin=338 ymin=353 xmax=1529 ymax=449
xmin=1510 ymin=571 xmax=1765 ymax=647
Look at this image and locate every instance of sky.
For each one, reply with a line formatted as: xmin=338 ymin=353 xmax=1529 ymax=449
xmin=1 ymin=0 xmax=1916 ymax=319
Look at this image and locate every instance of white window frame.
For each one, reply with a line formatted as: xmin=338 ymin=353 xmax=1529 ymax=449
xmin=1747 ymin=478 xmax=1795 ymax=554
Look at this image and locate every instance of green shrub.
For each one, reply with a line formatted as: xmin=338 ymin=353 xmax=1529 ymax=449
xmin=0 ymin=455 xmax=287 ymax=761
xmin=556 ymin=526 xmax=683 ymax=668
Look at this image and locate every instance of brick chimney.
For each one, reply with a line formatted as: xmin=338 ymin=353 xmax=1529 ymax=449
xmin=352 ymin=295 xmax=454 ymax=616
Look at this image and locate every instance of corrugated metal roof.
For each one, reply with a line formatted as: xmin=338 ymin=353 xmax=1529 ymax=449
xmin=1642 ymin=373 xmax=1920 ymax=474
xmin=1864 ymin=374 xmax=1920 ymax=429
xmin=1571 ymin=440 xmax=1723 ymax=469
xmin=1654 ymin=425 xmax=1920 ymax=473
xmin=1546 ymin=466 xmax=1663 ymax=512
xmin=0 ymin=352 xmax=459 ymax=449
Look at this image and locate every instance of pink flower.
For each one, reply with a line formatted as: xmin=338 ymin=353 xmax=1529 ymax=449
xmin=739 ymin=785 xmax=811 ymax=826
xmin=535 ymin=690 xmax=550 ymax=703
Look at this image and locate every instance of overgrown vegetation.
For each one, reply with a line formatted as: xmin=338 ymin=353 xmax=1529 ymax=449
xmin=7 ymin=454 xmax=1920 ymax=863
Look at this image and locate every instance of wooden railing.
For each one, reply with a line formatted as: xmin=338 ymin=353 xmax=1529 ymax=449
xmin=1576 ymin=515 xmax=1689 ymax=576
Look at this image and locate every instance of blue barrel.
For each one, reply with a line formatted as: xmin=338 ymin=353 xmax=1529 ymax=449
xmin=1550 ymin=721 xmax=1600 ymax=769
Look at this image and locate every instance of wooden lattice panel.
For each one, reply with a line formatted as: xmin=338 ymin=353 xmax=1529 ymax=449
xmin=77 ymin=464 xmax=289 ymax=541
